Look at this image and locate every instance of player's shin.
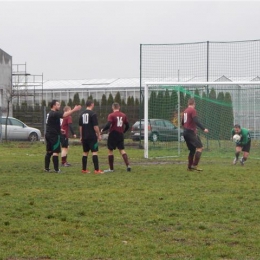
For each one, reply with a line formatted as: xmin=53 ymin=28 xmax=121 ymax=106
xmin=108 ymin=155 xmax=114 ymax=170
xmin=193 ymin=151 xmax=202 ymax=166
xmin=188 ymin=154 xmax=193 ymax=168
xmin=82 ymin=156 xmax=87 ymax=170
xmin=122 ymin=153 xmax=129 ymax=166
xmin=188 ymin=149 xmax=195 ymax=168
xmin=92 ymin=155 xmax=99 ymax=171
xmin=45 ymin=152 xmax=52 ymax=170
xmin=52 ymin=155 xmax=59 ymax=171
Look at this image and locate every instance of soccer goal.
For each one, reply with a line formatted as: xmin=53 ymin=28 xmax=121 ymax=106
xmin=143 ymin=81 xmax=260 ymax=159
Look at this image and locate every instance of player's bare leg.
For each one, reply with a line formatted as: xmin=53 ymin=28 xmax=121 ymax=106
xmin=240 ymin=151 xmax=249 ymax=166
xmin=191 ymin=147 xmax=203 ymax=171
xmin=120 ymin=149 xmax=131 ymax=172
xmin=104 ymin=150 xmax=114 ymax=173
xmin=233 ymin=146 xmax=242 ymax=165
xmin=61 ymin=147 xmax=70 ymax=166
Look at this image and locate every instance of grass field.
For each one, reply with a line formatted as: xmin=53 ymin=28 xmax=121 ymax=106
xmin=0 ymin=140 xmax=260 ymax=260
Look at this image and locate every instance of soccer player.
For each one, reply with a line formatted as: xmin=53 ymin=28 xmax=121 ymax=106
xmin=101 ymin=102 xmax=131 ymax=172
xmin=45 ymin=100 xmax=81 ymax=173
xmin=231 ymin=124 xmax=251 ymax=166
xmin=182 ymin=98 xmax=209 ymax=171
xmin=60 ymin=106 xmax=77 ymax=167
xmin=79 ymin=100 xmax=103 ymax=174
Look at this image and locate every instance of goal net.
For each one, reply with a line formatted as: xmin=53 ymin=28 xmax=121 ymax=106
xmin=142 ymin=81 xmax=260 ymax=159
xmin=140 ymin=40 xmax=260 ymax=159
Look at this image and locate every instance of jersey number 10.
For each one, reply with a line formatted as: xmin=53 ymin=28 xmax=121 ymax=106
xmin=82 ymin=114 xmax=89 ymax=124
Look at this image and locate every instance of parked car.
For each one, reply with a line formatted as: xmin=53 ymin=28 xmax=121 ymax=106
xmin=0 ymin=117 xmax=42 ymax=142
xmin=131 ymin=119 xmax=184 ymax=142
xmin=249 ymin=130 xmax=260 ymax=140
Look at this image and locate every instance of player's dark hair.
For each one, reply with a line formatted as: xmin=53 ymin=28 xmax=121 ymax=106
xmin=86 ymin=99 xmax=94 ymax=107
xmin=50 ymin=99 xmax=58 ymax=108
xmin=112 ymin=102 xmax=120 ymax=109
xmin=234 ymin=124 xmax=241 ymax=129
xmin=188 ymin=98 xmax=195 ymax=106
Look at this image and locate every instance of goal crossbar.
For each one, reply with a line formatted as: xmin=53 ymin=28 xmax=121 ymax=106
xmin=145 ymin=81 xmax=260 ymax=86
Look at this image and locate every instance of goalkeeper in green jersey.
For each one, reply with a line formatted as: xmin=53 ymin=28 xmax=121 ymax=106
xmin=231 ymin=124 xmax=251 ymax=166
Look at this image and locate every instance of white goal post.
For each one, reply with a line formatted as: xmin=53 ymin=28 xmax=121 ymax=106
xmin=144 ymin=81 xmax=260 ymax=159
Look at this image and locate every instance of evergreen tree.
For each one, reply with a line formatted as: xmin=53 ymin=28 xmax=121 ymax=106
xmin=87 ymin=94 xmax=93 ymax=101
xmin=94 ymin=99 xmax=99 ymax=106
xmin=194 ymin=89 xmax=202 ymax=118
xmin=163 ymin=89 xmax=171 ymax=120
xmin=61 ymin=100 xmax=66 ymax=107
xmin=148 ymin=91 xmax=157 ymax=118
xmin=41 ymin=100 xmax=46 ymax=107
xmin=67 ymin=98 xmax=73 ymax=107
xmin=133 ymin=98 xmax=139 ymax=121
xmin=217 ymin=92 xmax=225 ymax=140
xmin=128 ymin=96 xmax=135 ymax=118
xmin=81 ymin=98 xmax=85 ymax=106
xmin=73 ymin=93 xmax=80 ymax=105
xmin=179 ymin=91 xmax=185 ymax=111
xmin=157 ymin=91 xmax=164 ymax=118
xmin=101 ymin=94 xmax=107 ymax=106
xmin=34 ymin=103 xmax=40 ymax=112
xmin=121 ymin=99 xmax=126 ymax=113
xmin=125 ymin=96 xmax=131 ymax=115
xmin=200 ymin=91 xmax=207 ymax=128
xmin=15 ymin=103 xmax=21 ymax=113
xmin=223 ymin=92 xmax=234 ymax=140
xmin=184 ymin=91 xmax=191 ymax=108
xmin=170 ymin=90 xmax=178 ymax=123
xmin=107 ymin=93 xmax=114 ymax=106
xmin=114 ymin=92 xmax=122 ymax=104
xmin=208 ymin=88 xmax=217 ymax=139
xmin=100 ymin=94 xmax=107 ymax=121
xmin=127 ymin=96 xmax=135 ymax=121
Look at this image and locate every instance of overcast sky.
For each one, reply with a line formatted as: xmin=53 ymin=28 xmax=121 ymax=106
xmin=1 ymin=1 xmax=260 ymax=80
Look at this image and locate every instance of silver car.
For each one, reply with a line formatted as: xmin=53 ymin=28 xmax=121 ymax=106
xmin=0 ymin=117 xmax=42 ymax=142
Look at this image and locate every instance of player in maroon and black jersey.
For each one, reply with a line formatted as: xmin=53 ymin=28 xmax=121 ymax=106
xmin=101 ymin=102 xmax=131 ymax=172
xmin=181 ymin=98 xmax=209 ymax=171
xmin=60 ymin=106 xmax=77 ymax=167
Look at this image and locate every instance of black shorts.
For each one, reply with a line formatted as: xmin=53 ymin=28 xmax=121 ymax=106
xmin=236 ymin=140 xmax=251 ymax=153
xmin=82 ymin=138 xmax=99 ymax=153
xmin=107 ymin=131 xmax=125 ymax=150
xmin=183 ymin=129 xmax=203 ymax=150
xmin=45 ymin=133 xmax=61 ymax=153
xmin=60 ymin=134 xmax=69 ymax=148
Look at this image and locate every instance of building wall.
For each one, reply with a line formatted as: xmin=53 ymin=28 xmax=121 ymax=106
xmin=0 ymin=49 xmax=12 ymax=116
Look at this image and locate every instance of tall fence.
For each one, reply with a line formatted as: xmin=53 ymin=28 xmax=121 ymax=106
xmin=140 ymin=40 xmax=260 ymax=156
xmin=140 ymin=40 xmax=260 ymax=83
xmin=11 ymin=104 xmax=140 ymax=140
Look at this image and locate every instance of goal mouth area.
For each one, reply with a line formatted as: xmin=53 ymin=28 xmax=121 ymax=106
xmin=143 ymin=81 xmax=260 ymax=159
